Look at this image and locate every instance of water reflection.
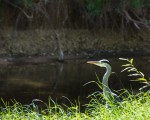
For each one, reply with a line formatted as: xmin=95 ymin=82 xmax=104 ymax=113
xmin=0 ymin=57 xmax=149 ymax=107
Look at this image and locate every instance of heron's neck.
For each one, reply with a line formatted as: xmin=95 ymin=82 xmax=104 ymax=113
xmin=102 ymin=65 xmax=112 ymax=93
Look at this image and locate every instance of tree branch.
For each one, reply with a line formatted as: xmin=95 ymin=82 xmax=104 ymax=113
xmin=3 ymin=0 xmax=33 ymax=20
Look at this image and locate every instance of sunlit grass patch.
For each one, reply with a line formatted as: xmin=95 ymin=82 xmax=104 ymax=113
xmin=0 ymin=91 xmax=150 ymax=120
xmin=85 ymin=91 xmax=150 ymax=120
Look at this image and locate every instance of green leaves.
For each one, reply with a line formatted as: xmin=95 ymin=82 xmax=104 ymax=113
xmin=129 ymin=58 xmax=133 ymax=64
xmin=86 ymin=0 xmax=105 ymax=16
xmin=119 ymin=58 xmax=150 ymax=90
xmin=86 ymin=0 xmax=146 ymax=17
xmin=11 ymin=0 xmax=33 ymax=8
xmin=130 ymin=0 xmax=144 ymax=8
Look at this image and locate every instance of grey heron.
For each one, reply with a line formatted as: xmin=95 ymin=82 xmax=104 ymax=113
xmin=87 ymin=59 xmax=121 ymax=107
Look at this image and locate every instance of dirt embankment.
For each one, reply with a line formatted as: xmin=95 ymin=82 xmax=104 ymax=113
xmin=0 ymin=28 xmax=149 ymax=64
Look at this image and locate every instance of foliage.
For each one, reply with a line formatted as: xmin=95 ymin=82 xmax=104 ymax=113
xmin=3 ymin=0 xmax=33 ymax=8
xmin=86 ymin=0 xmax=147 ymax=15
xmin=86 ymin=0 xmax=105 ymax=16
xmin=0 ymin=0 xmax=149 ymax=30
xmin=119 ymin=58 xmax=150 ymax=90
xmin=130 ymin=0 xmax=144 ymax=8
xmin=0 ymin=91 xmax=150 ymax=120
xmin=85 ymin=0 xmax=149 ymax=29
xmin=86 ymin=91 xmax=150 ymax=120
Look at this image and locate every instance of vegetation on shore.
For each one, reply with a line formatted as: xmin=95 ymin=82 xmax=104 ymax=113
xmin=0 ymin=0 xmax=149 ymax=57
xmin=1 ymin=0 xmax=149 ymax=30
xmin=0 ymin=91 xmax=150 ymax=120
xmin=0 ymin=58 xmax=150 ymax=120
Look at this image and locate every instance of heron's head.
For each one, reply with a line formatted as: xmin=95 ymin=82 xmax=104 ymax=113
xmin=87 ymin=59 xmax=110 ymax=68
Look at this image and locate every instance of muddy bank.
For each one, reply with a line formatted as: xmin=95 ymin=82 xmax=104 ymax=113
xmin=0 ymin=28 xmax=149 ymax=62
xmin=0 ymin=55 xmax=84 ymax=66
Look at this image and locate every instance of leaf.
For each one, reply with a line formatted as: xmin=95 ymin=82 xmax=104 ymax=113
xmin=139 ymin=71 xmax=144 ymax=77
xmin=121 ymin=67 xmax=132 ymax=72
xmin=139 ymin=85 xmax=148 ymax=91
xmin=119 ymin=58 xmax=129 ymax=61
xmin=137 ymin=78 xmax=147 ymax=81
xmin=140 ymin=82 xmax=148 ymax=84
xmin=122 ymin=64 xmax=132 ymax=67
xmin=128 ymin=73 xmax=141 ymax=76
xmin=128 ymin=68 xmax=137 ymax=72
xmin=129 ymin=58 xmax=133 ymax=64
xmin=83 ymin=81 xmax=95 ymax=86
xmin=130 ymin=79 xmax=140 ymax=81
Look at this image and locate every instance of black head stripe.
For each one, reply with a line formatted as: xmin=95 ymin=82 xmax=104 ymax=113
xmin=100 ymin=59 xmax=111 ymax=65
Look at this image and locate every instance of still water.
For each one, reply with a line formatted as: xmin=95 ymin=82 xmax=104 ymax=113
xmin=0 ymin=57 xmax=149 ymax=107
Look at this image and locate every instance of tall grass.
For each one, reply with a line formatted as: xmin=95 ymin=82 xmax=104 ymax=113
xmin=0 ymin=92 xmax=150 ymax=120
xmin=0 ymin=58 xmax=150 ymax=120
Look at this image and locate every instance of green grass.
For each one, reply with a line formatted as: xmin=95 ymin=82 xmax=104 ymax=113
xmin=85 ymin=91 xmax=150 ymax=120
xmin=1 ymin=58 xmax=150 ymax=119
xmin=0 ymin=91 xmax=150 ymax=120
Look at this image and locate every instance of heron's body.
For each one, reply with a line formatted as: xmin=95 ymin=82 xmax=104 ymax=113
xmin=87 ymin=59 xmax=121 ymax=107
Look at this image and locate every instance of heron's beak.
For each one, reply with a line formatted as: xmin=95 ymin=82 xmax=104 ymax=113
xmin=87 ymin=61 xmax=99 ymax=65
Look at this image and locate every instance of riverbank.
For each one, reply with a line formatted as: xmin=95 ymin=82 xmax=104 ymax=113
xmin=0 ymin=29 xmax=149 ymax=57
xmin=0 ymin=28 xmax=149 ymax=65
xmin=0 ymin=49 xmax=149 ymax=66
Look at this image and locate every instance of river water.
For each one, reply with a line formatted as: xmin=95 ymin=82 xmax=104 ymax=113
xmin=0 ymin=57 xmax=149 ymax=108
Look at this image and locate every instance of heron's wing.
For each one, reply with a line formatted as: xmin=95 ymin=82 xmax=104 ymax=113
xmin=108 ymin=92 xmax=121 ymax=102
xmin=112 ymin=92 xmax=121 ymax=102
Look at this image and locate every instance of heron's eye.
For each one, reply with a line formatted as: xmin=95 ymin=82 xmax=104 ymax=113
xmin=104 ymin=61 xmax=109 ymax=64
